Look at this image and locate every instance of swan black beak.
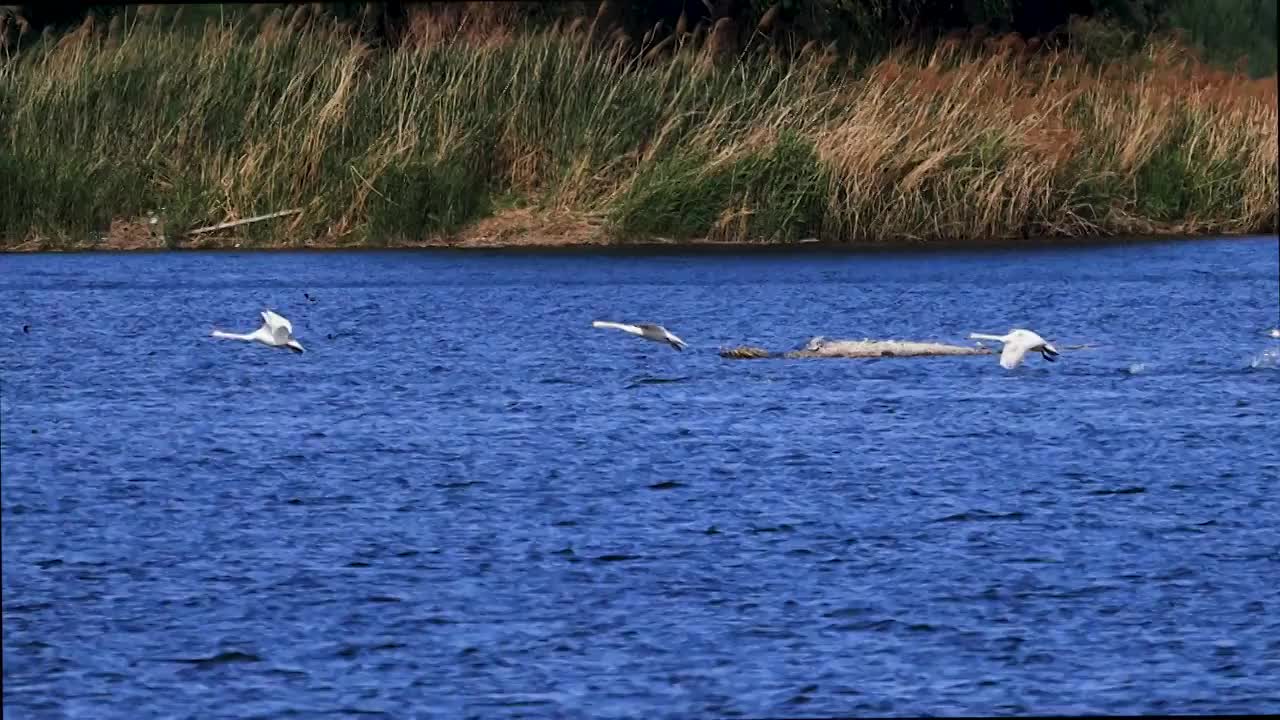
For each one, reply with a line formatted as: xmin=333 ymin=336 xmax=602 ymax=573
xmin=1041 ymin=346 xmax=1059 ymax=362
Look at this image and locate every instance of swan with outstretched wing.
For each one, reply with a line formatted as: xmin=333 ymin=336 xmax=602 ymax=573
xmin=592 ymin=321 xmax=687 ymax=351
xmin=968 ymin=328 xmax=1058 ymax=369
xmin=212 ymin=309 xmax=305 ymax=353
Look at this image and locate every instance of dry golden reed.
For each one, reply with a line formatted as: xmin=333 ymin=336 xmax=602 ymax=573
xmin=0 ymin=11 xmax=1274 ymax=249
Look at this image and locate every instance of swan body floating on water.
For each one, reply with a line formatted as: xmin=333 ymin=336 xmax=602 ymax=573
xmin=592 ymin=321 xmax=687 ymax=351
xmin=969 ymin=328 xmax=1058 ymax=369
xmin=212 ymin=310 xmax=305 ymax=353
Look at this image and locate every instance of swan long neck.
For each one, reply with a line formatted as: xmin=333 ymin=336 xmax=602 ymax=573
xmin=969 ymin=333 xmax=1006 ymax=342
xmin=211 ymin=329 xmax=257 ymax=341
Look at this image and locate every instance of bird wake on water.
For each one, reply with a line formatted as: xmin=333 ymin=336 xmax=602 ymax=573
xmin=211 ymin=310 xmax=305 ymax=353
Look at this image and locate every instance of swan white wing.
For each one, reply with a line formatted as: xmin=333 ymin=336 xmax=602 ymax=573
xmin=593 ymin=321 xmax=643 ymax=336
xmin=261 ymin=310 xmax=293 ymax=344
xmin=1018 ymin=330 xmax=1049 ymax=347
xmin=261 ymin=310 xmax=292 ymax=333
xmin=999 ymin=340 xmax=1030 ymax=369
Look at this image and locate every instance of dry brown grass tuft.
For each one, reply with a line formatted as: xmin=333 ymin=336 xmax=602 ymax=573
xmin=811 ymin=35 xmax=1277 ymax=242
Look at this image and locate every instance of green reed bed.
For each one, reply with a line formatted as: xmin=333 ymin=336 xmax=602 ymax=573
xmin=1 ymin=14 xmax=1275 ymax=250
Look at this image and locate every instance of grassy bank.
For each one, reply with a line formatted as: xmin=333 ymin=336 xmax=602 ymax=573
xmin=1 ymin=11 xmax=1276 ymax=250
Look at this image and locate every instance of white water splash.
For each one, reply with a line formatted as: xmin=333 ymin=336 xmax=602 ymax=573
xmin=1248 ymin=347 xmax=1280 ymax=369
xmin=1126 ymin=362 xmax=1148 ymax=375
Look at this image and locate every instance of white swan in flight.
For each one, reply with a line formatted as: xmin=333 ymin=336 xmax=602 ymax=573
xmin=969 ymin=328 xmax=1058 ymax=369
xmin=212 ymin=310 xmax=305 ymax=353
xmin=592 ymin=321 xmax=687 ymax=351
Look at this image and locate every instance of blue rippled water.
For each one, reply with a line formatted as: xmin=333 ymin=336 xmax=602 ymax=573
xmin=3 ymin=237 xmax=1279 ymax=719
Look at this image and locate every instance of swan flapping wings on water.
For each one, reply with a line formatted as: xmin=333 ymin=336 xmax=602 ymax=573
xmin=968 ymin=328 xmax=1058 ymax=369
xmin=592 ymin=321 xmax=687 ymax=351
xmin=212 ymin=310 xmax=305 ymax=353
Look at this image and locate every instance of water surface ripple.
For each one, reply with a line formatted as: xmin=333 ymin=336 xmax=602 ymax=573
xmin=3 ymin=237 xmax=1279 ymax=718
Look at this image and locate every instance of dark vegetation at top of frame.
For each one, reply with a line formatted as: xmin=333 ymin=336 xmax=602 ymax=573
xmin=2 ymin=1 xmax=1276 ymax=77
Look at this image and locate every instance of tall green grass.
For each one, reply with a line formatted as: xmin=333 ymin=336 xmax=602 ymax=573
xmin=0 ymin=11 xmax=1275 ymax=250
xmin=1162 ymin=0 xmax=1278 ymax=77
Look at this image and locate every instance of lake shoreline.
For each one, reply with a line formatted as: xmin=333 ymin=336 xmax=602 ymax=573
xmin=3 ymin=230 xmax=1272 ymax=257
